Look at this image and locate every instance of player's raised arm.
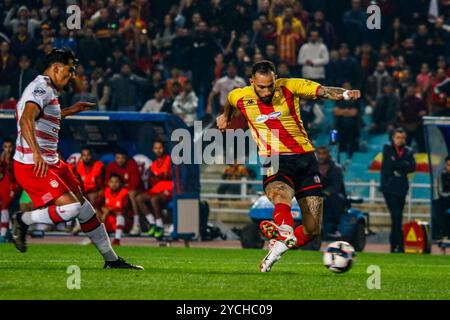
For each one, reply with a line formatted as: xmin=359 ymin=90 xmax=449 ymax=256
xmin=317 ymin=86 xmax=361 ymax=101
xmin=19 ymin=102 xmax=48 ymax=177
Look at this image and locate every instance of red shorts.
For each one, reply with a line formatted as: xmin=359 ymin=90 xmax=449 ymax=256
xmin=0 ymin=178 xmax=15 ymax=210
xmin=14 ymin=160 xmax=81 ymax=208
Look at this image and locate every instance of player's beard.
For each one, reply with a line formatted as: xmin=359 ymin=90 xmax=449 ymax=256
xmin=257 ymin=92 xmax=274 ymax=104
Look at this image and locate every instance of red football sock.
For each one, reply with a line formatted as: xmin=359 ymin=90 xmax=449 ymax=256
xmin=294 ymin=225 xmax=314 ymax=247
xmin=273 ymin=203 xmax=293 ymax=227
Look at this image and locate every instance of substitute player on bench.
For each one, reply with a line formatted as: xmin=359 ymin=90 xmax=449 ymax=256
xmin=216 ymin=60 xmax=360 ymax=272
xmin=11 ymin=48 xmax=142 ymax=269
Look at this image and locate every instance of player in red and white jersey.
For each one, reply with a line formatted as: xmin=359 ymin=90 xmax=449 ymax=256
xmin=11 ymin=48 xmax=142 ymax=270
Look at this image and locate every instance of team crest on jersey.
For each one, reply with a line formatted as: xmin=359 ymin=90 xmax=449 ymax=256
xmin=33 ymin=87 xmax=46 ymax=97
xmin=50 ymin=179 xmax=59 ymax=188
xmin=245 ymin=99 xmax=256 ymax=106
xmin=313 ymin=175 xmax=321 ymax=184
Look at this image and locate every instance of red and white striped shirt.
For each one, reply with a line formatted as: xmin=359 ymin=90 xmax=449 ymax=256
xmin=14 ymin=75 xmax=60 ymax=165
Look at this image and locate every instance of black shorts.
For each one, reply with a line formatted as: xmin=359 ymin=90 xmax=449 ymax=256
xmin=262 ymin=152 xmax=323 ymax=198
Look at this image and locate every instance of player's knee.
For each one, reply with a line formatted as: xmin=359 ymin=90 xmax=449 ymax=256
xmin=304 ymin=223 xmax=321 ymax=238
xmin=58 ymin=202 xmax=82 ymax=221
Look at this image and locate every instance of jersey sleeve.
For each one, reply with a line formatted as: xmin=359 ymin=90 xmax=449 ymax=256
xmin=25 ymin=83 xmax=52 ymax=109
xmin=227 ymin=88 xmax=243 ymax=109
xmin=283 ymin=78 xmax=321 ymax=100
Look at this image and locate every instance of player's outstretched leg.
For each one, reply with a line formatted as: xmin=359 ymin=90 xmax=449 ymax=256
xmin=12 ymin=202 xmax=82 ymax=252
xmin=77 ymin=198 xmax=143 ymax=270
xmin=258 ymin=181 xmax=297 ymax=272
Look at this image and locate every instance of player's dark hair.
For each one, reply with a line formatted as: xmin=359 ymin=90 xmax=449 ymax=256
xmin=43 ymin=48 xmax=78 ymax=71
xmin=109 ymin=173 xmax=124 ymax=184
xmin=2 ymin=137 xmax=14 ymax=144
xmin=114 ymin=147 xmax=128 ymax=156
xmin=81 ymin=146 xmax=92 ymax=153
xmin=153 ymin=138 xmax=165 ymax=146
xmin=392 ymin=127 xmax=406 ymax=137
xmin=252 ymin=60 xmax=276 ymax=76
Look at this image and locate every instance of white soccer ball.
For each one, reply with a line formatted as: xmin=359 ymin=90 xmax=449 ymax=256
xmin=323 ymin=241 xmax=355 ymax=273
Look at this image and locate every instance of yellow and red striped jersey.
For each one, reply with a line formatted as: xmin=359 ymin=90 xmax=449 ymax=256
xmin=227 ymin=78 xmax=320 ymax=156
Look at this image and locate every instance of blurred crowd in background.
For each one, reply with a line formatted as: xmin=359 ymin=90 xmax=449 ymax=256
xmin=0 ymin=0 xmax=450 ymax=154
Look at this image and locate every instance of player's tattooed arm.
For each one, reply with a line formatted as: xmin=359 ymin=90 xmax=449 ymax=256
xmin=317 ymin=86 xmax=361 ymax=101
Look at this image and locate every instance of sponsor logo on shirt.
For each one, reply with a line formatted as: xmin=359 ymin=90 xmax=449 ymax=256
xmin=33 ymin=87 xmax=46 ymax=97
xmin=313 ymin=175 xmax=321 ymax=184
xmin=256 ymin=111 xmax=281 ymax=124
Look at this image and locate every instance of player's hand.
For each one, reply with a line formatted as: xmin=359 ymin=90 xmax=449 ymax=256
xmin=216 ymin=114 xmax=229 ymax=132
xmin=341 ymin=90 xmax=361 ymax=100
xmin=33 ymin=152 xmax=48 ymax=178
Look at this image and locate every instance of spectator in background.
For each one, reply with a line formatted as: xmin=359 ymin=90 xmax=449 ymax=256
xmin=264 ymin=43 xmax=280 ymax=67
xmin=270 ymin=4 xmax=306 ymax=42
xmin=10 ymin=55 xmax=38 ymax=100
xmin=46 ymin=6 xmax=64 ymax=34
xmin=277 ymin=61 xmax=293 ymax=78
xmin=36 ymin=23 xmax=53 ymax=53
xmin=436 ymin=156 xmax=450 ymax=239
xmin=431 ymin=68 xmax=449 ymax=115
xmin=3 ymin=5 xmax=41 ymax=37
xmin=334 ymin=43 xmax=362 ymax=89
xmin=299 ymin=99 xmax=325 ymax=139
xmin=416 ymin=63 xmax=432 ymax=96
xmin=90 ymin=68 xmax=110 ymax=111
xmin=96 ymin=174 xmax=130 ymax=246
xmin=384 ymin=17 xmax=408 ymax=53
xmin=276 ymin=19 xmax=301 ymax=68
xmin=141 ymin=85 xmax=166 ymax=113
xmin=399 ymin=84 xmax=427 ymax=152
xmin=108 ymin=62 xmax=146 ymax=111
xmin=136 ymin=139 xmax=173 ymax=239
xmin=105 ymin=149 xmax=143 ymax=236
xmin=307 ymin=10 xmax=336 ymax=50
xmin=334 ymin=82 xmax=360 ymax=161
xmin=165 ymin=67 xmax=187 ymax=98
xmin=71 ymin=79 xmax=98 ymax=106
xmin=76 ymin=27 xmax=103 ymax=72
xmin=365 ymin=61 xmax=394 ymax=108
xmin=10 ymin=22 xmax=36 ymax=60
xmin=172 ymin=80 xmax=198 ymax=129
xmin=342 ymin=0 xmax=365 ymax=50
xmin=298 ymin=29 xmax=329 ymax=83
xmin=249 ymin=19 xmax=267 ymax=52
xmin=370 ymin=84 xmax=399 ymax=134
xmin=74 ymin=147 xmax=105 ymax=205
xmin=0 ymin=41 xmax=16 ymax=103
xmin=380 ymin=128 xmax=416 ymax=253
xmin=105 ymin=47 xmax=131 ymax=77
xmin=206 ymin=63 xmax=246 ymax=116
xmin=217 ymin=159 xmax=250 ymax=195
xmin=53 ymin=26 xmax=77 ymax=52
xmin=316 ymin=146 xmax=346 ymax=238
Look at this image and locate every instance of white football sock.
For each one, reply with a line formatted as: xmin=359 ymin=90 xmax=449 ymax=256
xmin=21 ymin=203 xmax=81 ymax=225
xmin=146 ymin=214 xmax=155 ymax=225
xmin=1 ymin=209 xmax=9 ymax=237
xmin=133 ymin=214 xmax=140 ymax=227
xmin=115 ymin=215 xmax=124 ymax=240
xmin=77 ymin=198 xmax=118 ymax=262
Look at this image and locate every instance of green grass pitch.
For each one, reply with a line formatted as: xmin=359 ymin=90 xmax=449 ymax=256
xmin=0 ymin=244 xmax=449 ymax=300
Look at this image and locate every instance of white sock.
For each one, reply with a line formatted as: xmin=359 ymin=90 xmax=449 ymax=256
xmin=21 ymin=203 xmax=81 ymax=225
xmin=156 ymin=218 xmax=163 ymax=228
xmin=133 ymin=214 xmax=140 ymax=227
xmin=1 ymin=209 xmax=9 ymax=237
xmin=146 ymin=214 xmax=155 ymax=225
xmin=115 ymin=215 xmax=124 ymax=240
xmin=77 ymin=198 xmax=118 ymax=262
